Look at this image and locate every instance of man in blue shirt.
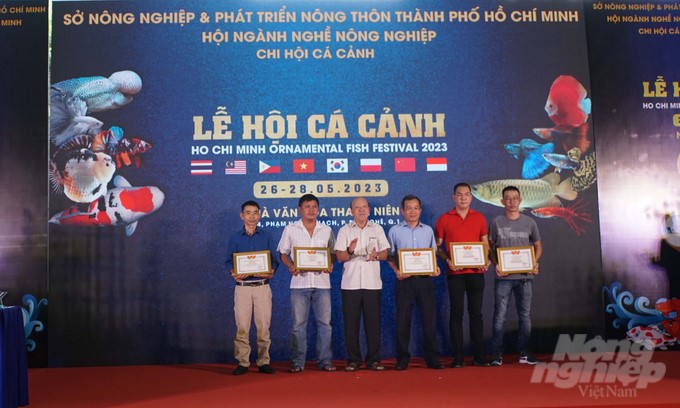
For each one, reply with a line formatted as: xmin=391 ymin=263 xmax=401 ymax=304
xmin=387 ymin=195 xmax=444 ymax=370
xmin=225 ymin=200 xmax=279 ymax=375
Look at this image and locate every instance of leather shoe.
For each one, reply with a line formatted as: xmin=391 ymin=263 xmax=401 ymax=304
xmin=368 ymin=362 xmax=385 ymax=371
xmin=427 ymin=362 xmax=445 ymax=369
xmin=450 ymin=359 xmax=464 ymax=368
xmin=232 ymin=365 xmax=249 ymax=375
xmin=473 ymin=359 xmax=490 ymax=367
xmin=258 ymin=364 xmax=276 ymax=374
xmin=395 ymin=362 xmax=408 ymax=371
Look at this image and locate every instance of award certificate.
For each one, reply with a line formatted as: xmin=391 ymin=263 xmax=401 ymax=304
xmin=398 ymin=248 xmax=436 ymax=276
xmin=234 ymin=250 xmax=272 ymax=276
xmin=294 ymin=247 xmax=331 ymax=271
xmin=450 ymin=242 xmax=487 ymax=268
xmin=497 ymin=246 xmax=536 ymax=274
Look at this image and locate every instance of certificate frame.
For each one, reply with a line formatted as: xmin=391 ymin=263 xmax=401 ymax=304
xmin=233 ymin=250 xmax=272 ymax=277
xmin=293 ymin=247 xmax=332 ymax=271
xmin=398 ymin=248 xmax=437 ymax=276
xmin=496 ymin=246 xmax=536 ymax=274
xmin=450 ymin=242 xmax=488 ymax=268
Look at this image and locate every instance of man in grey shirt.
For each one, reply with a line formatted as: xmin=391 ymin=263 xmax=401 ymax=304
xmin=488 ymin=186 xmax=542 ymax=366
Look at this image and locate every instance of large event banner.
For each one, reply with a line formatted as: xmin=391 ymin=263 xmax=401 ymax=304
xmin=585 ymin=2 xmax=680 ymax=345
xmin=48 ymin=0 xmax=601 ymax=366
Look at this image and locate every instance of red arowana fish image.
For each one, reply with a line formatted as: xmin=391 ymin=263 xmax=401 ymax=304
xmin=530 ymin=200 xmax=593 ymax=236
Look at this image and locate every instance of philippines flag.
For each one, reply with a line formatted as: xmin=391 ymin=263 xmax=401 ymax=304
xmin=293 ymin=159 xmax=315 ymax=174
xmin=225 ymin=160 xmax=247 ymax=175
xmin=327 ymin=158 xmax=348 ymax=173
xmin=259 ymin=160 xmax=281 ymax=174
xmin=426 ymin=157 xmax=448 ymax=172
xmin=190 ymin=160 xmax=212 ymax=176
xmin=360 ymin=158 xmax=382 ymax=173
xmin=394 ymin=157 xmax=416 ymax=172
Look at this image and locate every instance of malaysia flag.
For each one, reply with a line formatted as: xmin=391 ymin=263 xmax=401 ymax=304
xmin=225 ymin=160 xmax=247 ymax=175
xmin=426 ymin=157 xmax=448 ymax=172
xmin=327 ymin=158 xmax=348 ymax=173
xmin=259 ymin=160 xmax=281 ymax=174
xmin=360 ymin=158 xmax=382 ymax=173
xmin=190 ymin=160 xmax=212 ymax=176
xmin=294 ymin=159 xmax=315 ymax=174
xmin=394 ymin=157 xmax=416 ymax=172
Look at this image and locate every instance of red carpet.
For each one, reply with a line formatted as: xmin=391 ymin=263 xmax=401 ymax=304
xmin=27 ymin=354 xmax=680 ymax=407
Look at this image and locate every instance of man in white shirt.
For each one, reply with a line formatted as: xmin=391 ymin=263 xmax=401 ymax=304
xmin=335 ymin=197 xmax=390 ymax=372
xmin=278 ymin=194 xmax=337 ymax=373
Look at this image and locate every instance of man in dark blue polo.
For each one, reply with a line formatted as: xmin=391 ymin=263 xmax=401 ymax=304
xmin=226 ymin=200 xmax=279 ymax=375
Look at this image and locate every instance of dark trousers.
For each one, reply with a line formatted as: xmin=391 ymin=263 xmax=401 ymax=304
xmin=342 ymin=289 xmax=381 ymax=365
xmin=448 ymin=273 xmax=485 ymax=360
xmin=395 ymin=277 xmax=440 ymax=365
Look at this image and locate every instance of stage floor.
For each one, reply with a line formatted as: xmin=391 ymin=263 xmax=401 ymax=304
xmin=27 ymin=353 xmax=680 ymax=407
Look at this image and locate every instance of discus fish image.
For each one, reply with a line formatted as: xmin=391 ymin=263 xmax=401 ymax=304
xmin=542 ymin=148 xmax=581 ymax=173
xmin=49 ymin=176 xmax=164 ymax=236
xmin=51 ymin=70 xmax=142 ymax=113
xmin=533 ymin=123 xmax=591 ymax=154
xmin=503 ymin=139 xmax=555 ymax=179
xmin=49 ymin=147 xmax=116 ymax=203
xmin=530 ymin=199 xmax=593 ymax=236
xmin=544 ymin=75 xmax=591 ymax=128
xmin=471 ymin=173 xmax=577 ymax=209
xmin=50 ymin=91 xmax=103 ymax=147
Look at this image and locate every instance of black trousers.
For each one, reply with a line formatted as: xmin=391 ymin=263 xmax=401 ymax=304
xmin=395 ymin=277 xmax=440 ymax=365
xmin=448 ymin=273 xmax=485 ymax=360
xmin=342 ymin=289 xmax=381 ymax=365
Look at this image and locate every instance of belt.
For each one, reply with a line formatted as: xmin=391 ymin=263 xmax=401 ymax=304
xmin=236 ymin=279 xmax=269 ymax=287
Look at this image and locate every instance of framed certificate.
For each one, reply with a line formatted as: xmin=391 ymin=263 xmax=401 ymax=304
xmin=450 ymin=242 xmax=487 ymax=268
xmin=496 ymin=246 xmax=536 ymax=274
xmin=398 ymin=248 xmax=436 ymax=276
xmin=234 ymin=250 xmax=272 ymax=276
xmin=293 ymin=247 xmax=332 ymax=271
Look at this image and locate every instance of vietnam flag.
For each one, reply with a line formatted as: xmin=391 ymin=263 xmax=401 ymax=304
xmin=394 ymin=157 xmax=416 ymax=172
xmin=294 ymin=159 xmax=315 ymax=174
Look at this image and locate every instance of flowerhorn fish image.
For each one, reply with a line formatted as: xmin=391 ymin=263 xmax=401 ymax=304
xmin=51 ymin=70 xmax=142 ymax=113
xmin=544 ymin=75 xmax=591 ymax=128
xmin=471 ymin=173 xmax=577 ymax=209
xmin=49 ymin=176 xmax=165 ymax=236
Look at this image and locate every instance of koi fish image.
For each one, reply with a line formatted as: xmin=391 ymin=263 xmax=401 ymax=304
xmin=471 ymin=173 xmax=577 ymax=209
xmin=49 ymin=176 xmax=165 ymax=236
xmin=49 ymin=146 xmax=116 ymax=203
xmin=530 ymin=200 xmax=593 ymax=236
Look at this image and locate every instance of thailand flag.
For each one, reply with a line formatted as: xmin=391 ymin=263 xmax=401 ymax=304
xmin=190 ymin=160 xmax=212 ymax=176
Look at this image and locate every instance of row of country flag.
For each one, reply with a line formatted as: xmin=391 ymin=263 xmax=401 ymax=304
xmin=190 ymin=157 xmax=448 ymax=176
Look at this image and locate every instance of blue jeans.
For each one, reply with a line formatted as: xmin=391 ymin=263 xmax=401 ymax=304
xmin=290 ymin=288 xmax=332 ymax=368
xmin=491 ymin=279 xmax=533 ymax=356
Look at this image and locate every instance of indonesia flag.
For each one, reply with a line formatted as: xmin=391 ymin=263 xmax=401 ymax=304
xmin=190 ymin=160 xmax=212 ymax=176
xmin=394 ymin=157 xmax=416 ymax=172
xmin=360 ymin=158 xmax=382 ymax=173
xmin=426 ymin=157 xmax=448 ymax=172
xmin=259 ymin=160 xmax=281 ymax=174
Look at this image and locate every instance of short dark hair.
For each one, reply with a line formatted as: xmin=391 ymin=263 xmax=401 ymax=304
xmin=502 ymin=186 xmax=520 ymax=197
xmin=241 ymin=200 xmax=260 ymax=212
xmin=299 ymin=194 xmax=319 ymax=207
xmin=401 ymin=194 xmax=422 ymax=209
xmin=454 ymin=183 xmax=471 ymax=194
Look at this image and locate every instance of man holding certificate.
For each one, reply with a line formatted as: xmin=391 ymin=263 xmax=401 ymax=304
xmin=335 ymin=197 xmax=390 ymax=372
xmin=387 ymin=195 xmax=444 ymax=371
xmin=278 ymin=194 xmax=337 ymax=373
xmin=488 ymin=186 xmax=542 ymax=366
xmin=225 ymin=200 xmax=279 ymax=376
xmin=435 ymin=183 xmax=491 ymax=368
